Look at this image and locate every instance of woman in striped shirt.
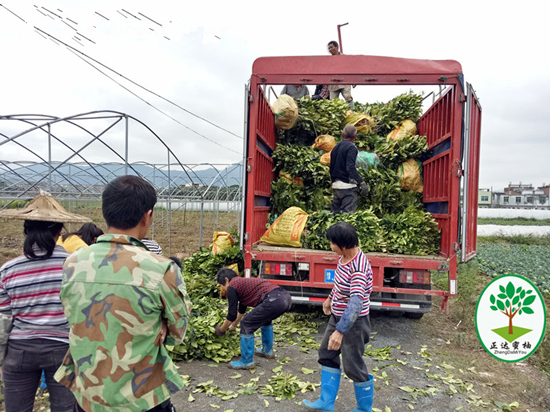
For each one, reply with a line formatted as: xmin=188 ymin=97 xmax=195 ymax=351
xmin=303 ymin=222 xmax=374 ymax=412
xmin=0 ymin=193 xmax=90 ymax=412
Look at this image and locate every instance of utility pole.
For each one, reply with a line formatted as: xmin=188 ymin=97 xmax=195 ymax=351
xmin=337 ymin=23 xmax=349 ymax=53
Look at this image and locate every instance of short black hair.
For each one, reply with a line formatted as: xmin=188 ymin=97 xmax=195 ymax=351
xmin=328 ymin=40 xmax=339 ymax=48
xmin=326 ymin=221 xmax=359 ymax=249
xmin=217 ymin=268 xmax=238 ymax=285
xmin=102 ymin=175 xmax=157 ymax=230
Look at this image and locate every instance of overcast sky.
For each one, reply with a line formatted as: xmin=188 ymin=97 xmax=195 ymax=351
xmin=1 ymin=0 xmax=548 ymax=192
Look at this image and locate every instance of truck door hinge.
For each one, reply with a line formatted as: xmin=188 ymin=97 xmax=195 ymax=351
xmin=244 ymin=233 xmax=250 ymax=241
xmin=249 ymin=94 xmax=255 ymax=103
xmin=460 ymin=93 xmax=467 ymax=102
xmin=246 ymin=158 xmax=252 ymax=173
xmin=455 ymin=168 xmax=464 ymax=177
xmin=453 ymin=242 xmax=461 ymax=251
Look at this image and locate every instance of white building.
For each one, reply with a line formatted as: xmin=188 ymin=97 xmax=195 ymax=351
xmin=492 ymin=183 xmax=549 ymax=209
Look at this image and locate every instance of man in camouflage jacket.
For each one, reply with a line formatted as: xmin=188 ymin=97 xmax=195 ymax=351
xmin=55 ymin=176 xmax=192 ymax=412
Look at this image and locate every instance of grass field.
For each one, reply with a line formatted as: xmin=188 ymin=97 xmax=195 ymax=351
xmin=478 ymin=217 xmax=550 ymax=226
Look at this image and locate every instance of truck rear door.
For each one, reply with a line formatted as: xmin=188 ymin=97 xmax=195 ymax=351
xmin=461 ymin=83 xmax=482 ymax=262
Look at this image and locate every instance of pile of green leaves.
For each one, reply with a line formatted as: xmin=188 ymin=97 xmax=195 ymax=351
xmin=270 ymin=144 xmax=331 ymax=215
xmin=376 ymin=134 xmax=428 ymax=169
xmin=379 ymin=206 xmax=440 ymax=255
xmin=355 ymin=91 xmax=424 ymax=136
xmin=269 ymin=90 xmax=441 ymax=256
xmin=169 ymin=244 xmax=244 ymax=362
xmin=358 ymin=167 xmax=424 ymax=217
xmin=181 ymin=245 xmax=244 ymax=297
xmin=303 ymin=209 xmax=386 ymax=252
xmin=271 ymin=144 xmax=331 ymax=188
xmin=168 ymin=296 xmax=241 ymax=362
xmin=272 ymin=312 xmax=323 ymax=352
xmin=278 ymin=98 xmax=349 ymax=146
xmin=260 ymin=372 xmax=319 ymax=400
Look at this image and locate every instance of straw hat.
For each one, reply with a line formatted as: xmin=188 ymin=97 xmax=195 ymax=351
xmin=0 ymin=190 xmax=92 ymax=224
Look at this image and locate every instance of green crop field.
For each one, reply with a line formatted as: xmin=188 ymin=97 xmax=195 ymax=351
xmin=476 ymin=243 xmax=550 ymax=295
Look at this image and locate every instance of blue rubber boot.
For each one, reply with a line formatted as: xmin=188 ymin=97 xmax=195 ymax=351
xmin=255 ymin=325 xmax=275 ymax=359
xmin=302 ymin=366 xmax=341 ymax=411
xmin=229 ymin=334 xmax=255 ymax=369
xmin=350 ymin=374 xmax=374 ymax=412
xmin=40 ymin=370 xmax=47 ymax=389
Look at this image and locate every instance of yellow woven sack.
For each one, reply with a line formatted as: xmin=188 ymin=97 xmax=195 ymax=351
xmin=225 ymin=263 xmax=239 ymax=275
xmin=260 ymin=206 xmax=308 ymax=248
xmin=398 ymin=159 xmax=423 ymax=193
xmin=387 ymin=119 xmax=417 ymax=141
xmin=345 ymin=112 xmax=376 ymax=135
xmin=272 ymin=95 xmax=299 ymax=130
xmin=279 ymin=171 xmax=303 ymax=187
xmin=211 ymin=231 xmax=234 ymax=255
xmin=320 ymin=152 xmax=331 ymax=166
xmin=311 ymin=135 xmax=337 ymax=152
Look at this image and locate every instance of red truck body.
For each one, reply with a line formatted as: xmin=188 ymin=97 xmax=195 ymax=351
xmin=241 ymin=55 xmax=482 ymax=315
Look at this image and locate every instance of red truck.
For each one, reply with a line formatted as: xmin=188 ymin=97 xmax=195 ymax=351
xmin=240 ymin=55 xmax=481 ymax=317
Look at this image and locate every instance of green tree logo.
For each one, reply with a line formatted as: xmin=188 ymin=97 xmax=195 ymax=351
xmin=489 ymin=281 xmax=535 ymax=341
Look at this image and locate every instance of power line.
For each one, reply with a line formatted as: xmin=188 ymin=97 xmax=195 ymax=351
xmin=2 ymin=6 xmax=243 ymax=140
xmin=0 ymin=4 xmax=26 ymax=23
xmin=33 ymin=26 xmax=243 ymax=140
xmin=66 ymin=48 xmax=241 ymax=155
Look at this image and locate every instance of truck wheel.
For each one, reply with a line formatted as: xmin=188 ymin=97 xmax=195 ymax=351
xmin=404 ymin=312 xmax=424 ymax=320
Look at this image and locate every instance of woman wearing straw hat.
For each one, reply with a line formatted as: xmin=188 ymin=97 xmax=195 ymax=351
xmin=0 ymin=191 xmax=91 ymax=412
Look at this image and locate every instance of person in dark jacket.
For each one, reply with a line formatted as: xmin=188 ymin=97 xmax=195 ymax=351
xmin=329 ymin=125 xmax=369 ymax=213
xmin=214 ymin=269 xmax=292 ymax=369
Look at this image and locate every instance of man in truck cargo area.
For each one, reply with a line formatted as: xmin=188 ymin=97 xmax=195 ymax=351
xmin=327 ymin=40 xmax=355 ymax=110
xmin=55 ymin=175 xmax=192 ymax=412
xmin=281 ymin=84 xmax=311 ymax=99
xmin=214 ymin=268 xmax=292 ymax=369
xmin=330 ymin=125 xmax=369 ymax=213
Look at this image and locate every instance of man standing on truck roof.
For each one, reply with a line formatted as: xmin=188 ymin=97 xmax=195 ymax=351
xmin=330 ymin=125 xmax=369 ymax=213
xmin=327 ymin=40 xmax=355 ymax=110
xmin=281 ymin=84 xmax=311 ymax=99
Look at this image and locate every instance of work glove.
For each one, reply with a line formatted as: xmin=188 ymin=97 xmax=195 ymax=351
xmin=359 ymin=182 xmax=370 ymax=197
xmin=215 ymin=326 xmax=226 ymax=336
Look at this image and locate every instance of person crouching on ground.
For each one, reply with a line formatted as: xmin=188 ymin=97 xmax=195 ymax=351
xmin=303 ymin=221 xmax=374 ymax=412
xmin=215 ymin=268 xmax=292 ymax=369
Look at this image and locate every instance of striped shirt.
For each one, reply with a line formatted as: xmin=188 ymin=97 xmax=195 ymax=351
xmin=141 ymin=238 xmax=163 ymax=255
xmin=0 ymin=245 xmax=70 ymax=343
xmin=329 ymin=249 xmax=373 ymax=317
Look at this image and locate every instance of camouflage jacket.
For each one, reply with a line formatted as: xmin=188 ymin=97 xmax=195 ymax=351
xmin=54 ymin=234 xmax=192 ymax=412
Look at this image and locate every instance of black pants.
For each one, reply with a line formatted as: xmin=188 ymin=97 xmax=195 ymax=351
xmin=240 ymin=288 xmax=292 ymax=335
xmin=2 ymin=339 xmax=77 ymax=412
xmin=318 ymin=314 xmax=371 ymax=382
xmin=77 ymin=399 xmax=175 ymax=412
xmin=331 ymin=188 xmax=358 ymax=213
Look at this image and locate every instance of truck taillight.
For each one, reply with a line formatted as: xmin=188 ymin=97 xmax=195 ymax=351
xmin=264 ymin=262 xmax=292 ymax=276
xmin=399 ymin=270 xmax=430 ymax=284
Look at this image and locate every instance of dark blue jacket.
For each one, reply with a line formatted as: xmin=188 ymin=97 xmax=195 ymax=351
xmin=329 ymin=139 xmax=364 ymax=185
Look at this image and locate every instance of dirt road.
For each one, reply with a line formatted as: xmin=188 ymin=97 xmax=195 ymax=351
xmin=171 ymin=310 xmax=549 ymax=412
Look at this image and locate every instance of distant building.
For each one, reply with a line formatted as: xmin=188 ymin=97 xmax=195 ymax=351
xmin=504 ymin=182 xmax=534 ymax=195
xmin=538 ymin=183 xmax=550 ymax=196
xmin=493 ymin=183 xmax=549 ymax=209
xmin=478 ymin=188 xmax=491 ymax=208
